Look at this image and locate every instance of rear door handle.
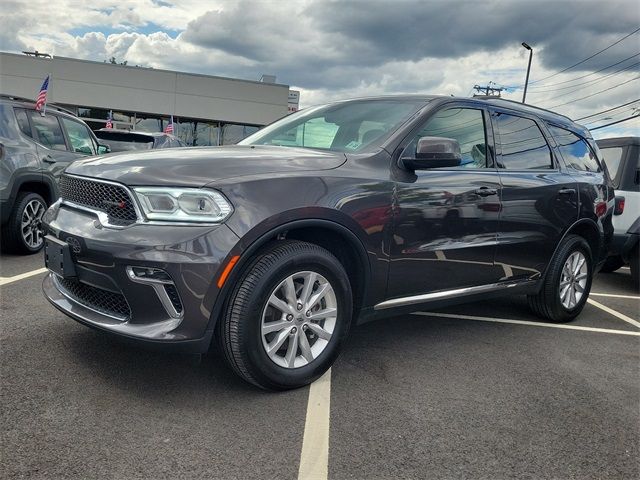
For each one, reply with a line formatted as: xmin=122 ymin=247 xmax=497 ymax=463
xmin=558 ymin=188 xmax=576 ymax=195
xmin=474 ymin=187 xmax=498 ymax=197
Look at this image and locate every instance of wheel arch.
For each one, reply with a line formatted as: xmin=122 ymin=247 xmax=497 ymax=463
xmin=543 ymin=219 xmax=601 ymax=281
xmin=207 ymin=217 xmax=372 ymax=337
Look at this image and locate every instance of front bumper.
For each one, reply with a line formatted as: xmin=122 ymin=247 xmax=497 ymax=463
xmin=42 ymin=201 xmax=240 ymax=352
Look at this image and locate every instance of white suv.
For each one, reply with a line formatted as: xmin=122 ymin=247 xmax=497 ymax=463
xmin=597 ymin=137 xmax=639 ymax=287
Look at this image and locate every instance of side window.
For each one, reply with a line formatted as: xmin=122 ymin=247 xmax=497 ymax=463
xmin=404 ymin=108 xmax=488 ymax=168
xmin=493 ymin=113 xmax=553 ymax=169
xmin=548 ymin=125 xmax=602 ymax=173
xmin=28 ymin=112 xmax=67 ymax=151
xmin=14 ymin=109 xmax=33 ymax=138
xmin=60 ymin=117 xmax=96 ymax=155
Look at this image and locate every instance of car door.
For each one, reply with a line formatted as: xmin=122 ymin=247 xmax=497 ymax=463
xmin=490 ymin=109 xmax=579 ymax=280
xmin=387 ymin=105 xmax=505 ymax=298
xmin=28 ymin=111 xmax=79 ymax=180
xmin=548 ymin=124 xmax=613 ymax=252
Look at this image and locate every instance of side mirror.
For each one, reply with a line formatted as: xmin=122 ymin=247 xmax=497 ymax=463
xmin=97 ymin=144 xmax=111 ymax=154
xmin=401 ymin=136 xmax=462 ymax=170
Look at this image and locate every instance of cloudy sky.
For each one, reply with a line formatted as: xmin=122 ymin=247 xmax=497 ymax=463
xmin=1 ymin=0 xmax=639 ymax=138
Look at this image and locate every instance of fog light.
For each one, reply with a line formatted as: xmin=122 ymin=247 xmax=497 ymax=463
xmin=129 ymin=266 xmax=172 ymax=283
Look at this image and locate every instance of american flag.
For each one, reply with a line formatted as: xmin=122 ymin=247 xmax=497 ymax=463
xmin=165 ymin=115 xmax=174 ymax=134
xmin=35 ymin=75 xmax=50 ymax=112
xmin=105 ymin=111 xmax=113 ymax=129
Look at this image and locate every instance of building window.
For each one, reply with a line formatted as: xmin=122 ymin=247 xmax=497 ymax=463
xmin=222 ymin=124 xmax=259 ymax=145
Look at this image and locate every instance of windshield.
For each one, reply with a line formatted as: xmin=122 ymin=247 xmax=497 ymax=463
xmin=240 ymin=99 xmax=430 ymax=153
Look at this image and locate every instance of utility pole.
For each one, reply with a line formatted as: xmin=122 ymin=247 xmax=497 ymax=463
xmin=473 ymin=82 xmax=504 ymax=97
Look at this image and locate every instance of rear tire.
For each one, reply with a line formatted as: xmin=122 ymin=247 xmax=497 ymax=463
xmin=600 ymin=256 xmax=624 ymax=273
xmin=527 ymin=234 xmax=592 ymax=323
xmin=1 ymin=192 xmax=47 ymax=254
xmin=219 ymin=240 xmax=352 ymax=390
xmin=630 ymin=249 xmax=639 ymax=291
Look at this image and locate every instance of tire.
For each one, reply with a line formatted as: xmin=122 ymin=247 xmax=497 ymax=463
xmin=600 ymin=256 xmax=625 ymax=273
xmin=1 ymin=192 xmax=47 ymax=254
xmin=527 ymin=234 xmax=593 ymax=323
xmin=219 ymin=240 xmax=353 ymax=390
xmin=630 ymin=249 xmax=639 ymax=291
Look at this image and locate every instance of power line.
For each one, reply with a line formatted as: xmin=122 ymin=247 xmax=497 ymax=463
xmin=524 ymin=52 xmax=640 ymax=89
xmin=575 ymin=98 xmax=640 ymax=121
xmin=529 ymin=26 xmax=640 ymax=85
xmin=529 ymin=61 xmax=640 ymax=95
xmin=582 ymin=107 xmax=638 ymax=125
xmin=546 ymin=76 xmax=640 ymax=109
xmin=589 ymin=114 xmax=640 ymax=131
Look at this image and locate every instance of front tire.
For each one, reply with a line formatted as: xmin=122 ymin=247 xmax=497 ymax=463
xmin=1 ymin=192 xmax=47 ymax=254
xmin=527 ymin=234 xmax=593 ymax=323
xmin=219 ymin=241 xmax=352 ymax=390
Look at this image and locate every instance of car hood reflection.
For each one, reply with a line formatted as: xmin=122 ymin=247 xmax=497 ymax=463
xmin=66 ymin=145 xmax=347 ymax=187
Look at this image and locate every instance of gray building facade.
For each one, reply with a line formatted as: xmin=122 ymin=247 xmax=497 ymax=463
xmin=0 ymin=52 xmax=290 ymax=145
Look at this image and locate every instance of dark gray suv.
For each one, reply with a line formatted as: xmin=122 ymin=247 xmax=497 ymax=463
xmin=41 ymin=96 xmax=614 ymax=390
xmin=0 ymin=95 xmax=108 ymax=253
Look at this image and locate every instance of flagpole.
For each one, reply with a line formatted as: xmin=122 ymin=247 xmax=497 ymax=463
xmin=43 ymin=73 xmax=51 ymax=116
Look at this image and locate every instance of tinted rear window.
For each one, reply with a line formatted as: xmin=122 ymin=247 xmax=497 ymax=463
xmin=599 ymin=147 xmax=624 ymax=186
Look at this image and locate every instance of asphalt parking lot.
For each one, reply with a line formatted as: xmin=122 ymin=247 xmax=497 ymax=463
xmin=1 ymin=253 xmax=638 ymax=479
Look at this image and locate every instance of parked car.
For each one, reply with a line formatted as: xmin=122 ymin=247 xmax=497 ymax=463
xmin=94 ymin=129 xmax=187 ymax=152
xmin=597 ymin=136 xmax=639 ymax=287
xmin=0 ymin=95 xmax=109 ymax=254
xmin=41 ymin=95 xmax=613 ymax=390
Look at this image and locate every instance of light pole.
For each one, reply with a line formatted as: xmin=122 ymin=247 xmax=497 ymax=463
xmin=521 ymin=42 xmax=533 ymax=103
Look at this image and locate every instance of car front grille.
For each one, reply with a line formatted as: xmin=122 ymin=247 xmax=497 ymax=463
xmin=59 ymin=175 xmax=138 ymax=225
xmin=55 ymin=276 xmax=131 ymax=320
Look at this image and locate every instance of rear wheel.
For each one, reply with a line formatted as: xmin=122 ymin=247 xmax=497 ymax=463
xmin=630 ymin=249 xmax=639 ymax=291
xmin=219 ymin=240 xmax=352 ymax=390
xmin=1 ymin=192 xmax=47 ymax=254
xmin=527 ymin=234 xmax=592 ymax=322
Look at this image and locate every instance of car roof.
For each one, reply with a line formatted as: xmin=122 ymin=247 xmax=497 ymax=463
xmin=320 ymin=94 xmax=580 ymax=130
xmin=595 ymin=136 xmax=640 ymax=148
xmin=0 ymin=94 xmax=78 ymax=118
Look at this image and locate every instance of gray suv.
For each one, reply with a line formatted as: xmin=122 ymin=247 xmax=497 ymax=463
xmin=0 ymin=95 xmax=108 ymax=254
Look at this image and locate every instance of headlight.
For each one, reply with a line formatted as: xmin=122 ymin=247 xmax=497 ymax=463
xmin=133 ymin=187 xmax=233 ymax=223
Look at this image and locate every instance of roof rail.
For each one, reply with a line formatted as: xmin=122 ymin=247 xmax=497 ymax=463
xmin=475 ymin=97 xmax=573 ymax=122
xmin=0 ymin=94 xmax=76 ymax=116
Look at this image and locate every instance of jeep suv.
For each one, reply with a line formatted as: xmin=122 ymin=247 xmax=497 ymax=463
xmin=41 ymin=96 xmax=613 ymax=390
xmin=0 ymin=95 xmax=108 ymax=254
xmin=597 ymin=136 xmax=639 ymax=287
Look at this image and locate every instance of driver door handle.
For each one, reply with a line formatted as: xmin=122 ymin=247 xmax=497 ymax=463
xmin=43 ymin=155 xmax=56 ymax=163
xmin=474 ymin=187 xmax=498 ymax=197
xmin=558 ymin=188 xmax=576 ymax=195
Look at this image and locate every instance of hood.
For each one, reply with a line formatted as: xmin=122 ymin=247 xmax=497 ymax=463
xmin=65 ymin=145 xmax=347 ymax=187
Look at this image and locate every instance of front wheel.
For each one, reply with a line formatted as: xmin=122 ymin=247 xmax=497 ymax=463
xmin=528 ymin=234 xmax=593 ymax=323
xmin=219 ymin=241 xmax=352 ymax=390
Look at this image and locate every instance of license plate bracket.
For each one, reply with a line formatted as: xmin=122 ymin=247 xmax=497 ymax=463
xmin=44 ymin=235 xmax=77 ymax=278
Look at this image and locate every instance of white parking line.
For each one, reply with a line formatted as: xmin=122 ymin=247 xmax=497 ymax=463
xmin=590 ymin=292 xmax=640 ymax=300
xmin=412 ymin=311 xmax=640 ymax=336
xmin=0 ymin=268 xmax=48 ymax=286
xmin=587 ymin=298 xmax=640 ymax=329
xmin=298 ymin=368 xmax=331 ymax=480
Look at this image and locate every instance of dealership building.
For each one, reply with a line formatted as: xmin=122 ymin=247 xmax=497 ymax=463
xmin=0 ymin=52 xmax=297 ymax=146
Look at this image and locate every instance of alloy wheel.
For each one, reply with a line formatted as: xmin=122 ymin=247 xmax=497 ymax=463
xmin=21 ymin=199 xmax=46 ymax=249
xmin=261 ymin=270 xmax=338 ymax=369
xmin=559 ymin=251 xmax=588 ymax=309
